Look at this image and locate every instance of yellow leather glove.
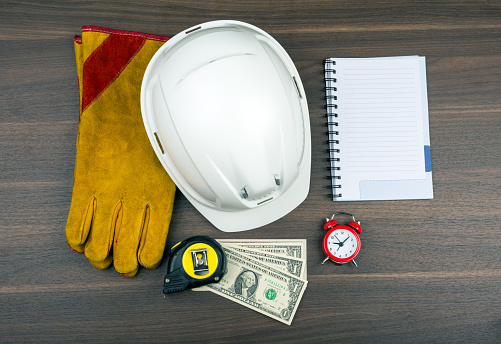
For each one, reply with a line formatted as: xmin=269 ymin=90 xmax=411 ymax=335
xmin=66 ymin=26 xmax=176 ymax=277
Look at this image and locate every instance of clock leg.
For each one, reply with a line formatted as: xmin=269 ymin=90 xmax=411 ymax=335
xmin=352 ymin=259 xmax=358 ymax=267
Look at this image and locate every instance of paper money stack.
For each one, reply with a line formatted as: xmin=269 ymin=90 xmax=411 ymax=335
xmin=195 ymin=239 xmax=308 ymax=326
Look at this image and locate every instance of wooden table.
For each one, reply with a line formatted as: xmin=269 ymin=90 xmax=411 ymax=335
xmin=1 ymin=1 xmax=500 ymax=342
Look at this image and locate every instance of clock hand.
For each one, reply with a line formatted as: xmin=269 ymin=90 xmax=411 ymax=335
xmin=342 ymin=236 xmax=350 ymax=244
xmin=335 ymin=235 xmax=346 ymax=247
xmin=330 ymin=234 xmax=346 ymax=252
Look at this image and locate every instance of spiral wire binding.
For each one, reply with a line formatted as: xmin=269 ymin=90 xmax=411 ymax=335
xmin=324 ymin=59 xmax=342 ymax=198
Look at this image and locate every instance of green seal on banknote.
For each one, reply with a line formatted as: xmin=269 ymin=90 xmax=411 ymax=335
xmin=265 ymin=288 xmax=277 ymax=300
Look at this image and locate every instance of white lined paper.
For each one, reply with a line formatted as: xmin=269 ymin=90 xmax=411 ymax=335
xmin=324 ymin=56 xmax=433 ymax=201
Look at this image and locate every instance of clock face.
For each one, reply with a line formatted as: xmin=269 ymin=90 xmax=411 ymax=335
xmin=323 ymin=225 xmax=361 ymax=263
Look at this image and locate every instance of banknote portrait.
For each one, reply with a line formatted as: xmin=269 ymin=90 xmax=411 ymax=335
xmin=234 ymin=270 xmax=258 ymax=298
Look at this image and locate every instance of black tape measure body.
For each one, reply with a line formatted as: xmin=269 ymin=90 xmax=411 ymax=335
xmin=163 ymin=236 xmax=226 ymax=294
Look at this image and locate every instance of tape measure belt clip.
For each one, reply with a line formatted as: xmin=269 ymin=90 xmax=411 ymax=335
xmin=191 ymin=248 xmax=209 ymax=275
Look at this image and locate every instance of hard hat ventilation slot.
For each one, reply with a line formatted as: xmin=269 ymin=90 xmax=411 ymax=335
xmin=292 ymin=76 xmax=303 ymax=99
xmin=257 ymin=197 xmax=273 ymax=206
xmin=154 ymin=132 xmax=165 ymax=154
xmin=185 ymin=26 xmax=202 ymax=34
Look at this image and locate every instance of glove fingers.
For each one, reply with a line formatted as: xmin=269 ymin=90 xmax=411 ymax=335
xmin=89 ymin=253 xmax=113 ymax=270
xmin=112 ymin=204 xmax=147 ymax=277
xmin=138 ymin=203 xmax=173 ymax=270
xmin=66 ymin=196 xmax=96 ymax=253
xmin=84 ymin=199 xmax=121 ymax=266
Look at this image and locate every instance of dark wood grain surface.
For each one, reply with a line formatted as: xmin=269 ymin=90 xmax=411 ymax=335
xmin=1 ymin=1 xmax=500 ymax=343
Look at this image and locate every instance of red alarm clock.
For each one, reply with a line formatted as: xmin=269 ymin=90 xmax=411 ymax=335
xmin=322 ymin=212 xmax=361 ymax=267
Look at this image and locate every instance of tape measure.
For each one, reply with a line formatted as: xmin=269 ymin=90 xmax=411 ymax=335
xmin=163 ymin=236 xmax=226 ymax=294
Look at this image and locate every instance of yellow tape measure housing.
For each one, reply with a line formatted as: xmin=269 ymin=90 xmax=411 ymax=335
xmin=182 ymin=243 xmax=220 ymax=279
xmin=163 ymin=236 xmax=226 ymax=294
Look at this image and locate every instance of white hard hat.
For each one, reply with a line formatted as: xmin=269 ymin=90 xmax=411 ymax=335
xmin=141 ymin=20 xmax=311 ymax=232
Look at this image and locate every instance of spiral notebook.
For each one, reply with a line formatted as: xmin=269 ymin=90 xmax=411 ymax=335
xmin=324 ymin=56 xmax=433 ymax=201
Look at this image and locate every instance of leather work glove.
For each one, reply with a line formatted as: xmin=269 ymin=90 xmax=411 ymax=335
xmin=66 ymin=26 xmax=176 ymax=277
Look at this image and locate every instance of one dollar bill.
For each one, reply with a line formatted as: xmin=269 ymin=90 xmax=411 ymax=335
xmin=197 ymin=246 xmax=307 ymax=325
xmin=217 ymin=239 xmax=307 ymax=259
xmin=220 ymin=243 xmax=307 ymax=279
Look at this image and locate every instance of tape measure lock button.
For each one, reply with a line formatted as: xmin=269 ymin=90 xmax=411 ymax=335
xmin=163 ymin=236 xmax=226 ymax=294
